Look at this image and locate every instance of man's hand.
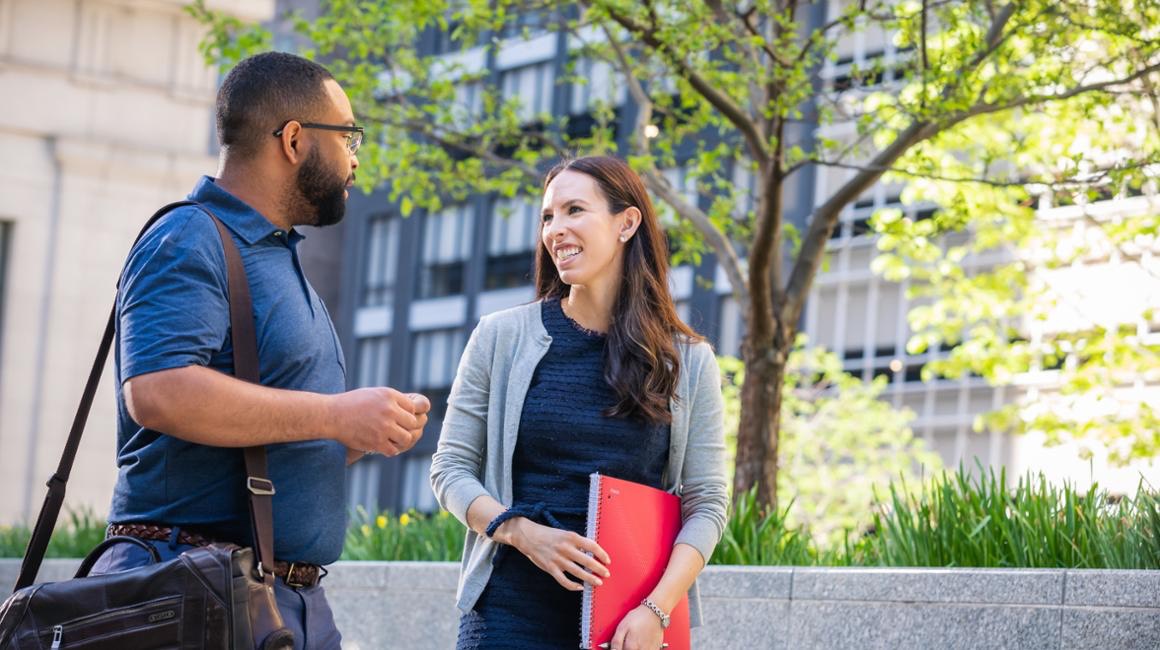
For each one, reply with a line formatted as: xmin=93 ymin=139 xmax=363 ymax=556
xmin=331 ymin=387 xmax=430 ymax=456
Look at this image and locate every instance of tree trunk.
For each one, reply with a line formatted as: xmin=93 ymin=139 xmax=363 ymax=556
xmin=732 ymin=331 xmax=789 ymax=510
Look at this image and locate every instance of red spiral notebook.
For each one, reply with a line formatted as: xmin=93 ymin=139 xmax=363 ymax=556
xmin=581 ymin=473 xmax=691 ymax=649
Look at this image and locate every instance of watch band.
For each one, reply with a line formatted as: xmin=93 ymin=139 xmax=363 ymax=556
xmin=640 ymin=597 xmax=670 ymax=628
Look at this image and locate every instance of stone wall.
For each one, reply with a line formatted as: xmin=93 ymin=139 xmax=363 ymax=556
xmin=3 ymin=561 xmax=1157 ymax=649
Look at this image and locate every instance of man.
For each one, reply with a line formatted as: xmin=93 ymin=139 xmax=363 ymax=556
xmin=90 ymin=52 xmax=429 ymax=648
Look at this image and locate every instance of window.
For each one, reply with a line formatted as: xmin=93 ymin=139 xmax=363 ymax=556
xmin=500 ymin=61 xmax=555 ymax=123
xmin=356 ymin=337 xmax=391 ymax=388
xmin=418 ymin=206 xmax=475 ymax=299
xmin=497 ymin=7 xmax=550 ymax=40
xmin=362 ymin=215 xmax=399 ymax=307
xmin=348 ymin=461 xmax=382 ymax=513
xmin=828 ymin=50 xmax=912 ymax=92
xmin=831 ymin=195 xmax=937 ymax=240
xmin=397 ymin=328 xmax=468 ymax=512
xmin=401 ymin=454 xmax=438 ymax=512
xmin=411 ymin=328 xmax=468 ymax=421
xmin=486 ymin=198 xmax=539 ymax=289
xmin=568 ymin=57 xmax=626 ymax=115
xmin=717 ymin=298 xmax=743 ymax=358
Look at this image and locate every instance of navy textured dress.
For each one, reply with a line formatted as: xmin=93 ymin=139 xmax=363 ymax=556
xmin=457 ymin=299 xmax=671 ymax=649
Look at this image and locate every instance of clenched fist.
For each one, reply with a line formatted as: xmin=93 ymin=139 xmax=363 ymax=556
xmin=331 ymin=387 xmax=431 ymax=456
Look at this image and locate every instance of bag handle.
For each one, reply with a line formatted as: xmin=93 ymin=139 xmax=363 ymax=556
xmin=73 ymin=536 xmax=164 ymax=579
xmin=13 ymin=201 xmax=277 ymax=591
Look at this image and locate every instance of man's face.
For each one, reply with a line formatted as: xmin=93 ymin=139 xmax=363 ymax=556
xmin=295 ymin=79 xmax=359 ymax=227
xmin=297 ymin=147 xmax=349 ymax=227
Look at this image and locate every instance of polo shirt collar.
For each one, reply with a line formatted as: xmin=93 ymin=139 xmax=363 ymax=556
xmin=188 ymin=176 xmax=288 ymax=245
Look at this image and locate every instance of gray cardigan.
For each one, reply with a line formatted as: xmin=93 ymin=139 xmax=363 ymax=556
xmin=429 ymin=301 xmax=730 ymax=624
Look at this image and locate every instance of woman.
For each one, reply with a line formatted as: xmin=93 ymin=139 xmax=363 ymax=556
xmin=430 ymin=156 xmax=728 ymax=650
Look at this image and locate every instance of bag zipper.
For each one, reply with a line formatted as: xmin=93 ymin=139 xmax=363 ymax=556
xmin=50 ymin=624 xmax=62 ymax=649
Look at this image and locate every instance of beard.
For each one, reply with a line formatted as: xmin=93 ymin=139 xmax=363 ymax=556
xmin=296 ymin=147 xmax=350 ymax=227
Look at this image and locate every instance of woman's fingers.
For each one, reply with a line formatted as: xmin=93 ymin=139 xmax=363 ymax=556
xmin=521 ymin=523 xmax=615 ymax=589
xmin=549 ymin=567 xmax=584 ymax=591
xmin=577 ymin=535 xmax=612 ymax=565
xmin=564 ymin=544 xmax=610 ymax=579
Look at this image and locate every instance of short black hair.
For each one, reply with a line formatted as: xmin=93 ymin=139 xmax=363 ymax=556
xmin=216 ymin=51 xmax=335 ymax=159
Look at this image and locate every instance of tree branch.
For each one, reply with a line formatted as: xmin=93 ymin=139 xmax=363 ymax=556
xmin=599 ymin=22 xmax=652 ymax=156
xmin=962 ymin=58 xmax=1160 ymax=121
xmin=391 ymin=115 xmax=543 ymax=183
xmin=784 ymin=120 xmax=940 ymax=326
xmin=807 ymin=158 xmax=1160 ymax=188
xmin=589 ymin=0 xmax=771 ymax=167
xmin=596 ymin=18 xmax=750 ymax=311
xmin=642 ymin=169 xmax=751 ymax=310
xmin=782 ymin=3 xmax=1021 ymax=326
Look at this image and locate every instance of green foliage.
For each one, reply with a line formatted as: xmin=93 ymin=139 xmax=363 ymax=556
xmin=341 ymin=508 xmax=465 ymax=561
xmin=862 ymin=467 xmax=1160 ymax=569
xmin=712 ymin=487 xmax=849 ymax=566
xmin=871 ymin=47 xmax=1160 ymax=462
xmin=0 ymin=508 xmax=107 ymax=559
xmin=4 ymin=476 xmax=1157 ymax=570
xmin=720 ymin=342 xmax=942 ymax=545
xmin=186 ymin=0 xmax=1160 ymax=501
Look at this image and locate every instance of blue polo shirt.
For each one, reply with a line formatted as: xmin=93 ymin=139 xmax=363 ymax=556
xmin=108 ymin=176 xmax=349 ymax=565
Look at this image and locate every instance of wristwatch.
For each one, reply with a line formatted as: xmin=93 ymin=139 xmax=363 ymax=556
xmin=640 ymin=598 xmax=670 ymax=629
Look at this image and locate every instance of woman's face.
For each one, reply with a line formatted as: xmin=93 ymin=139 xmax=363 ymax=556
xmin=540 ymin=170 xmax=632 ymax=290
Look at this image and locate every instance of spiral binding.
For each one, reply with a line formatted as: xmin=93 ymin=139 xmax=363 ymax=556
xmin=580 ymin=472 xmax=602 ymax=648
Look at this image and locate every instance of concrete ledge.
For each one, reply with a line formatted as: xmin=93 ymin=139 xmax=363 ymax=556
xmin=1063 ymin=569 xmax=1160 ymax=608
xmin=791 ymin=567 xmax=1064 ymax=605
xmin=2 ymin=561 xmax=1156 ymax=649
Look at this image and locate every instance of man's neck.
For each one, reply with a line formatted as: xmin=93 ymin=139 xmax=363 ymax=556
xmin=215 ymin=166 xmax=292 ymax=231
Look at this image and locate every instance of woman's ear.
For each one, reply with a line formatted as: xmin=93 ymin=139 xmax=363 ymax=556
xmin=619 ymin=206 xmax=643 ymax=242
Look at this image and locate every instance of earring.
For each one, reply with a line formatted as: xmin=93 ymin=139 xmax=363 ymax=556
xmin=619 ymin=235 xmax=627 ymax=242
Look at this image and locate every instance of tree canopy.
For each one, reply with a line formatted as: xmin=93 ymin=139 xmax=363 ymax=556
xmin=192 ymin=0 xmax=1160 ymax=506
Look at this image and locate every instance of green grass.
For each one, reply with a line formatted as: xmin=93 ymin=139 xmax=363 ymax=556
xmin=3 ymin=470 xmax=1156 ymax=570
xmin=857 ymin=467 xmax=1160 ymax=569
xmin=340 ymin=507 xmax=465 ymax=561
xmin=0 ymin=507 xmax=107 ymax=559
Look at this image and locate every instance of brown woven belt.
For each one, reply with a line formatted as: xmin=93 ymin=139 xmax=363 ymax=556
xmin=106 ymin=523 xmax=325 ymax=588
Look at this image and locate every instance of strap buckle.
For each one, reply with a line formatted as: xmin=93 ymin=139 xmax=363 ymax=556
xmin=247 ymin=477 xmax=276 ymax=496
xmin=285 ymin=562 xmax=305 ymax=589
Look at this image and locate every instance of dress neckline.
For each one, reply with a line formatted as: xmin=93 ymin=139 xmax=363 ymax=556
xmin=546 ymin=298 xmax=606 ymax=339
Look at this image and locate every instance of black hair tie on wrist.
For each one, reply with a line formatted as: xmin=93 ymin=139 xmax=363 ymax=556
xmin=485 ymin=502 xmax=568 ymax=566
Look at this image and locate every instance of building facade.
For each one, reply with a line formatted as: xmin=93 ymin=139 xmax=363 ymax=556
xmin=0 ymin=0 xmax=275 ymax=523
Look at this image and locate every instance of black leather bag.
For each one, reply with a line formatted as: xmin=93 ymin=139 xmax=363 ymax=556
xmin=0 ymin=202 xmax=294 ymax=649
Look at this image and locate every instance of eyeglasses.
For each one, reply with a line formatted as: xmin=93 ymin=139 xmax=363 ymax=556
xmin=272 ymin=120 xmax=364 ymax=155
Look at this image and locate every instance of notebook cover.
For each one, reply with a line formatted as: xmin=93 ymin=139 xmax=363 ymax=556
xmin=581 ymin=473 xmax=691 ymax=649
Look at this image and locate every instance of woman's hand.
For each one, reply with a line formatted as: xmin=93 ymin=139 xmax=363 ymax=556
xmin=499 ymin=518 xmax=611 ymax=591
xmin=609 ymin=605 xmax=665 ymax=650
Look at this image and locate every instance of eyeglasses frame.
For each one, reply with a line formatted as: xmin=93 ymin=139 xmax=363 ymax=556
xmin=272 ymin=120 xmax=364 ymax=155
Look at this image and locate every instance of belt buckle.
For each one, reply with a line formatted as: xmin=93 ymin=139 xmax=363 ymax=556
xmin=285 ymin=562 xmax=308 ymax=589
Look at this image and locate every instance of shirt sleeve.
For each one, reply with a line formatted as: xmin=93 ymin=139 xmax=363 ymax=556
xmin=117 ymin=209 xmax=230 ymax=382
xmin=674 ymin=341 xmax=730 ymax=563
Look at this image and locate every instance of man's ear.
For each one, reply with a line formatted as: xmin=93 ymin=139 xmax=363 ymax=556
xmin=277 ymin=120 xmax=303 ymax=164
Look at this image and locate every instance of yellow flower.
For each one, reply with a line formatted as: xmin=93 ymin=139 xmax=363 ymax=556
xmin=376 ymin=515 xmax=388 ymax=529
xmin=399 ymin=513 xmax=412 ymax=527
xmin=360 ymin=524 xmax=371 ymax=537
xmin=439 ymin=510 xmax=450 ymax=519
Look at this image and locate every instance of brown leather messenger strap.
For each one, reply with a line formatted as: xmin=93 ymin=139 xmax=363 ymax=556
xmin=14 ymin=200 xmax=276 ymax=591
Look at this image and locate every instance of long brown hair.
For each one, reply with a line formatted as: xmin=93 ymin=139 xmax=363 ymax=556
xmin=535 ymin=156 xmax=702 ymax=425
